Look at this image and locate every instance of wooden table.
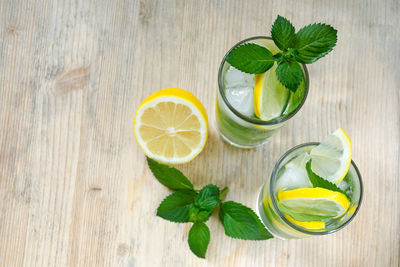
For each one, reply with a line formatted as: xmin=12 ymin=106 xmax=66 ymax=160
xmin=1 ymin=0 xmax=399 ymax=266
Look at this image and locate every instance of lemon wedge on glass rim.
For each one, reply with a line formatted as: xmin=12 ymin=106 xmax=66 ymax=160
xmin=134 ymin=88 xmax=208 ymax=164
xmin=310 ymin=128 xmax=352 ymax=184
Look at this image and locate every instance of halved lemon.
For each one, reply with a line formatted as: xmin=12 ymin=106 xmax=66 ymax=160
xmin=278 ymin=187 xmax=350 ymax=218
xmin=134 ymin=88 xmax=208 ymax=164
xmin=310 ymin=128 xmax=352 ymax=183
xmin=254 ymin=64 xmax=290 ymax=121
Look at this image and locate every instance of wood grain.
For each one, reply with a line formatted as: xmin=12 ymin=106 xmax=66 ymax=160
xmin=0 ymin=0 xmax=399 ymax=266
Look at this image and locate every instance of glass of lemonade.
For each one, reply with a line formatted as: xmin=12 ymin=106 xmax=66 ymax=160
xmin=256 ymin=142 xmax=363 ymax=239
xmin=216 ymin=36 xmax=309 ymax=148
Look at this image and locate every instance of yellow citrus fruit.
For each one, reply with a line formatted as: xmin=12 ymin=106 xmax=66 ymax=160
xmin=285 ymin=214 xmax=325 ymax=230
xmin=134 ymin=88 xmax=208 ymax=164
xmin=253 ymin=64 xmax=290 ymax=121
xmin=278 ymin=187 xmax=350 ymax=218
xmin=310 ymin=128 xmax=352 ymax=183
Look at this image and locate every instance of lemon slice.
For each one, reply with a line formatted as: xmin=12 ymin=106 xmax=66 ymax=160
xmin=254 ymin=64 xmax=290 ymax=121
xmin=278 ymin=187 xmax=350 ymax=218
xmin=134 ymin=88 xmax=208 ymax=164
xmin=285 ymin=214 xmax=325 ymax=230
xmin=310 ymin=128 xmax=352 ymax=183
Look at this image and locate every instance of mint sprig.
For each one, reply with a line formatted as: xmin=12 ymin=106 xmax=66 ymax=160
xmin=306 ymin=160 xmax=351 ymax=201
xmin=147 ymin=158 xmax=273 ymax=259
xmin=226 ymin=15 xmax=337 ymax=92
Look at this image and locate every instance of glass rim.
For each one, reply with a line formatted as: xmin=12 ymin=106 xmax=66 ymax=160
xmin=269 ymin=142 xmax=364 ymax=235
xmin=218 ymin=36 xmax=310 ymax=125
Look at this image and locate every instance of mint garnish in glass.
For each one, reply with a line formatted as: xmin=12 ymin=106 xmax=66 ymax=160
xmin=226 ymin=15 xmax=337 ymax=92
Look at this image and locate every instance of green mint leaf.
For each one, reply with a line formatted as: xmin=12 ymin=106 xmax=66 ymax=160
xmin=194 ymin=184 xmax=220 ymax=211
xmin=226 ymin=43 xmax=274 ymax=74
xmin=147 ymin=157 xmax=194 ymax=191
xmin=294 ymin=23 xmax=337 ymax=64
xmin=157 ymin=190 xmax=197 ymax=222
xmin=306 ymin=160 xmax=351 ymax=201
xmin=271 ymin=15 xmax=296 ymax=50
xmin=219 ymin=201 xmax=273 ymax=240
xmin=275 ymin=59 xmax=303 ymax=92
xmin=188 ymin=222 xmax=210 ymax=259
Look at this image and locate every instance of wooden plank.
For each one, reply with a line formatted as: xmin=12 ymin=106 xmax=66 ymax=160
xmin=0 ymin=0 xmax=398 ymax=266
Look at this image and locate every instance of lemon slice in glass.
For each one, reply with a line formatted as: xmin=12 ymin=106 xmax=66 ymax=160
xmin=134 ymin=88 xmax=208 ymax=164
xmin=285 ymin=214 xmax=325 ymax=230
xmin=278 ymin=187 xmax=350 ymax=218
xmin=254 ymin=64 xmax=290 ymax=121
xmin=310 ymin=128 xmax=352 ymax=183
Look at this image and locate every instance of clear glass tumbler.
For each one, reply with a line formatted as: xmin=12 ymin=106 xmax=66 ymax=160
xmin=216 ymin=36 xmax=309 ymax=149
xmin=256 ymin=142 xmax=363 ymax=239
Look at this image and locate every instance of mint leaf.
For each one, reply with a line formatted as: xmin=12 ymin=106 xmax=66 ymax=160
xmin=294 ymin=23 xmax=337 ymax=63
xmin=147 ymin=157 xmax=194 ymax=191
xmin=275 ymin=59 xmax=303 ymax=92
xmin=188 ymin=222 xmax=210 ymax=259
xmin=194 ymin=184 xmax=220 ymax=211
xmin=271 ymin=15 xmax=296 ymax=50
xmin=219 ymin=201 xmax=273 ymax=240
xmin=306 ymin=160 xmax=351 ymax=201
xmin=226 ymin=43 xmax=274 ymax=74
xmin=157 ymin=190 xmax=197 ymax=222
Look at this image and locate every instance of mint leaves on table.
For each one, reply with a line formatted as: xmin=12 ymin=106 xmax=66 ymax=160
xmin=147 ymin=158 xmax=272 ymax=259
xmin=226 ymin=15 xmax=337 ymax=92
xmin=306 ymin=160 xmax=351 ymax=202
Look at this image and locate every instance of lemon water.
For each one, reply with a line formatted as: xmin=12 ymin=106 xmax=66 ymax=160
xmin=256 ymin=143 xmax=362 ymax=239
xmin=216 ymin=37 xmax=308 ymax=148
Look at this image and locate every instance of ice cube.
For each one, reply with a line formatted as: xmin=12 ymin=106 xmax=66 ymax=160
xmin=224 ymin=67 xmax=255 ymax=117
xmin=224 ymin=67 xmax=255 ymax=89
xmin=225 ymin=87 xmax=254 ymax=117
xmin=337 ymin=180 xmax=349 ymax=191
xmin=275 ymin=168 xmax=312 ymax=191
